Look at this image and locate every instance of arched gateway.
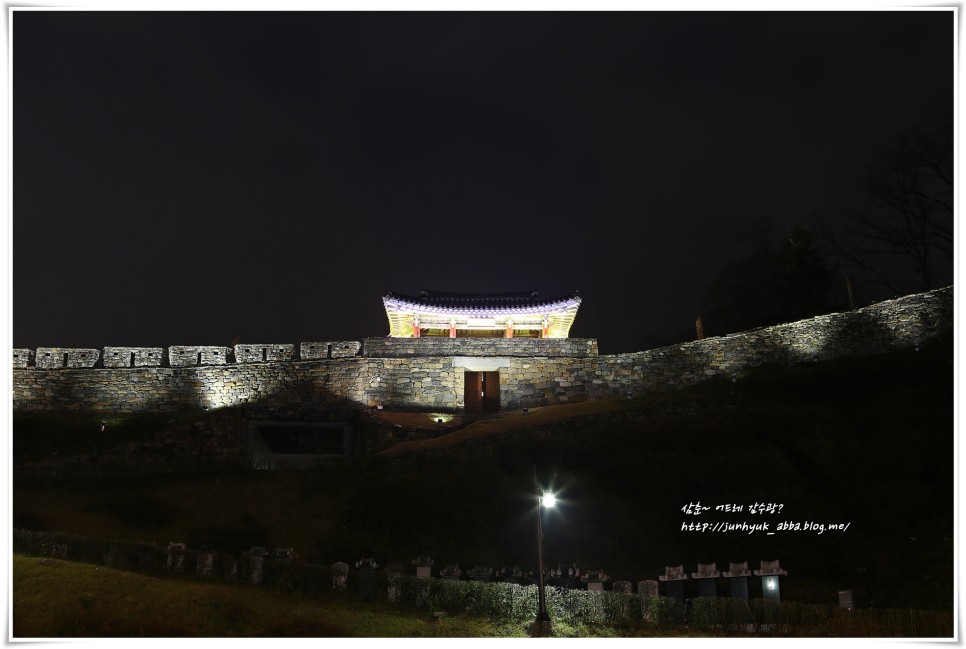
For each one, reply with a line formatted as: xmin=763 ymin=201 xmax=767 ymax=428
xmin=381 ymin=289 xmax=582 ymax=413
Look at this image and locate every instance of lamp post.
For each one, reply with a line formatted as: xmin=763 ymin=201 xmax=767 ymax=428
xmin=533 ymin=466 xmax=555 ymax=636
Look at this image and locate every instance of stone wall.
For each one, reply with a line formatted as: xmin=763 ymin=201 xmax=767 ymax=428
xmin=361 ymin=337 xmax=600 ymax=358
xmin=34 ymin=348 xmax=101 ymax=369
xmin=11 ymin=287 xmax=953 ymax=414
xmin=103 ymin=347 xmax=165 ymax=368
xmin=169 ymin=346 xmax=231 ymax=367
xmin=12 ymin=349 xmax=34 ymax=368
xmin=12 ymin=360 xmax=368 ymax=414
xmin=235 ymin=344 xmax=295 ymax=363
xmin=301 ymin=341 xmax=362 ymax=359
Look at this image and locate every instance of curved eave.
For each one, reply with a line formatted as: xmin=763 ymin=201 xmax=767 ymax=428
xmin=383 ymin=295 xmax=582 ymax=318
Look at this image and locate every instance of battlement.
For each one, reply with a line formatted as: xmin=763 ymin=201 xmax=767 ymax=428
xmin=12 ymin=341 xmax=366 ymax=369
xmin=361 ymin=337 xmax=599 ymax=358
xmin=11 ymin=286 xmax=953 ymax=415
xmin=12 ymin=338 xmax=597 ymax=368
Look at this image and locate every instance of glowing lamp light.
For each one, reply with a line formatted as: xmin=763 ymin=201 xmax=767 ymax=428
xmin=541 ymin=492 xmax=556 ymax=508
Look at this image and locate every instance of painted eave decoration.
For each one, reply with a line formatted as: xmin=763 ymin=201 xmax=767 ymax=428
xmin=382 ymin=289 xmax=581 ymax=338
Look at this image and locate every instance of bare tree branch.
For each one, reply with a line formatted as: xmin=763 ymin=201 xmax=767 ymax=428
xmin=841 ymin=131 xmax=953 ymax=291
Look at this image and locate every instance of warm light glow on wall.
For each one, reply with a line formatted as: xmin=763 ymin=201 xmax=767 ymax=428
xmin=382 ymin=292 xmax=583 ymax=338
xmin=200 ymin=379 xmax=232 ymax=411
xmin=383 ymin=301 xmax=581 ymax=338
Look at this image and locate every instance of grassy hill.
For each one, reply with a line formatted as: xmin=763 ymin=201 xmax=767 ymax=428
xmin=11 ymin=554 xmax=534 ymax=637
xmin=13 ymin=336 xmax=954 ymax=612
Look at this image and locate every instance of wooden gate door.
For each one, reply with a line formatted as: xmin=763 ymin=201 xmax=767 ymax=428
xmin=464 ymin=371 xmax=500 ymax=413
xmin=464 ymin=371 xmax=482 ymax=413
xmin=482 ymin=371 xmax=500 ymax=412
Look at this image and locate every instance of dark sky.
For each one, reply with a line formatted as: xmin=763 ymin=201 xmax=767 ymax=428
xmin=12 ymin=10 xmax=954 ymax=354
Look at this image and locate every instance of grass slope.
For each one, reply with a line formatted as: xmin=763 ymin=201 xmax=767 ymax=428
xmin=11 ymin=554 xmax=528 ymax=637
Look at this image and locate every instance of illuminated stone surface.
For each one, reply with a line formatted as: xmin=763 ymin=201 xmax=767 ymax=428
xmin=11 ymin=286 xmax=953 ymax=414
xmin=35 ymin=348 xmax=100 ymax=369
xmin=103 ymin=347 xmax=165 ymax=368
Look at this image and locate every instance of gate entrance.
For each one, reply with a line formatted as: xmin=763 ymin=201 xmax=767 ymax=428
xmin=464 ymin=371 xmax=500 ymax=413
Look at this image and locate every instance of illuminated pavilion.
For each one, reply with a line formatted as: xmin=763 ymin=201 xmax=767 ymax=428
xmin=382 ymin=289 xmax=582 ymax=338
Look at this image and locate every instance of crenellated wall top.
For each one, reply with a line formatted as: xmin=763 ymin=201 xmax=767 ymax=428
xmin=12 ymin=341 xmax=365 ymax=369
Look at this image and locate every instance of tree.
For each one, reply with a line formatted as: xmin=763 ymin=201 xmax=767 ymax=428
xmin=700 ymin=224 xmax=838 ymax=337
xmin=821 ymin=131 xmax=953 ymax=294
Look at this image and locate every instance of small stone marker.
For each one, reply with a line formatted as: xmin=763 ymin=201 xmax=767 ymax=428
xmin=581 ymin=568 xmax=609 ymax=591
xmin=385 ymin=562 xmax=405 ymax=603
xmin=638 ymin=580 xmax=659 ymax=596
xmin=412 ymin=555 xmax=434 ymax=579
xmin=659 ymin=565 xmax=688 ymax=603
xmin=197 ymin=551 xmax=214 ymax=577
xmin=439 ymin=564 xmax=462 ymax=581
xmin=467 ymin=566 xmax=494 ymax=582
xmin=754 ymin=559 xmax=787 ymax=603
xmin=166 ymin=542 xmax=187 ymax=574
xmin=691 ymin=562 xmax=720 ymax=598
xmin=245 ymin=546 xmax=269 ymax=584
xmin=356 ymin=557 xmax=379 ymax=597
xmin=330 ymin=561 xmax=350 ymax=592
xmin=838 ymin=589 xmax=853 ymax=610
xmin=722 ymin=561 xmax=751 ymax=600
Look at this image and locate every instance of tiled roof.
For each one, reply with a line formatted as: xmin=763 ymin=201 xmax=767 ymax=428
xmin=383 ymin=289 xmax=581 ymax=315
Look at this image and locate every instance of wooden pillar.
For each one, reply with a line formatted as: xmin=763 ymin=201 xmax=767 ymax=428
xmin=449 ymin=319 xmax=456 ymax=338
xmin=413 ymin=318 xmax=420 ymax=338
xmin=505 ymin=320 xmax=513 ymax=338
xmin=542 ymin=319 xmax=550 ymax=338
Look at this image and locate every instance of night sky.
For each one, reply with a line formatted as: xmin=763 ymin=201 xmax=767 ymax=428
xmin=12 ymin=10 xmax=954 ymax=355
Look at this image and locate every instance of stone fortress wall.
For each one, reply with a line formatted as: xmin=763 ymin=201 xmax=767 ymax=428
xmin=12 ymin=286 xmax=953 ymax=414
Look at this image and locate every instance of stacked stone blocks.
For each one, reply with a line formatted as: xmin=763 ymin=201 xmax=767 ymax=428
xmin=103 ymin=347 xmax=165 ymax=368
xmin=169 ymin=346 xmax=231 ymax=367
xmin=362 ymin=337 xmax=598 ymax=358
xmin=34 ymin=348 xmax=101 ymax=369
xmin=300 ymin=341 xmax=363 ymax=359
xmin=12 ymin=349 xmax=34 ymax=368
xmin=11 ymin=287 xmax=952 ymax=414
xmin=234 ymin=344 xmax=295 ymax=363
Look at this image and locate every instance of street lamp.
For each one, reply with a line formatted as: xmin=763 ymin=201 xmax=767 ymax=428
xmin=533 ymin=467 xmax=556 ymax=636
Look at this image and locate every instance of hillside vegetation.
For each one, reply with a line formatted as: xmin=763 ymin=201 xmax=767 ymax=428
xmin=11 ymin=555 xmax=530 ymax=637
xmin=13 ymin=336 xmax=953 ymax=612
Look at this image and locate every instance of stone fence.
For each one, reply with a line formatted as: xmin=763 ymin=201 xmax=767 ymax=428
xmin=13 ymin=529 xmax=953 ymax=635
